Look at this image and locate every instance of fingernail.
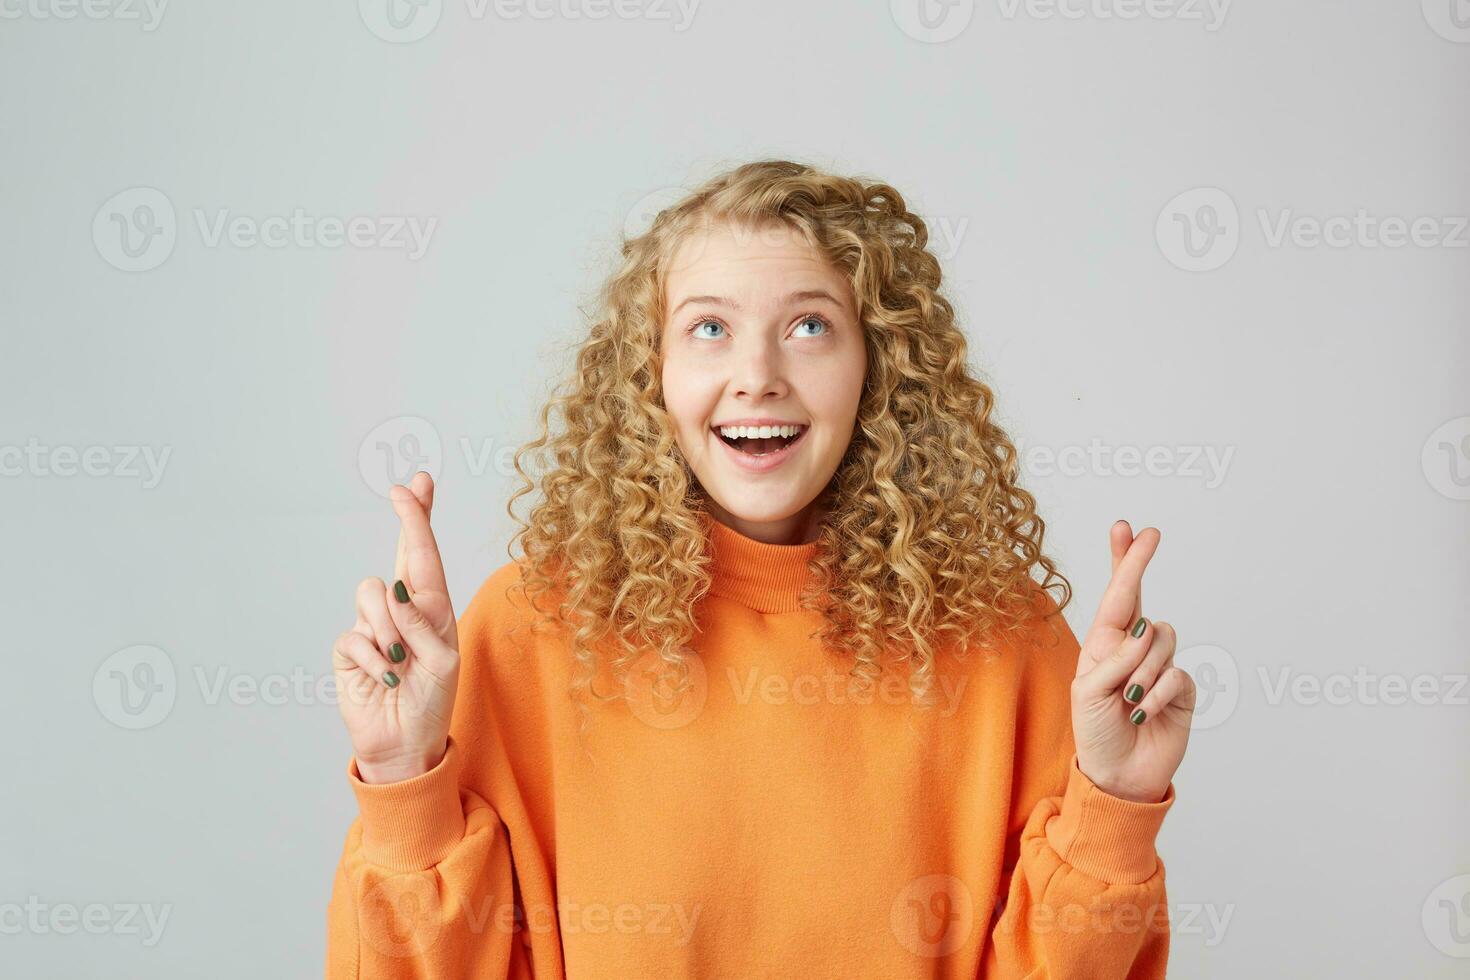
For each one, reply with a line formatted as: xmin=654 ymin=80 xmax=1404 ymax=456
xmin=389 ymin=642 xmax=406 ymax=664
xmin=1131 ymin=617 xmax=1147 ymax=638
xmin=1130 ymin=707 xmax=1146 ymax=725
xmin=1125 ymin=683 xmax=1145 ymax=704
xmin=383 ymin=671 xmax=400 ymax=688
xmin=393 ymin=580 xmax=410 ymax=603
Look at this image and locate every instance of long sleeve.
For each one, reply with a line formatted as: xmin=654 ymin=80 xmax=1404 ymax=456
xmin=324 ymin=569 xmax=540 ymax=979
xmin=982 ymin=592 xmax=1177 ymax=978
xmin=324 ymin=737 xmax=530 ymax=978
xmin=984 ymin=754 xmax=1175 ymax=977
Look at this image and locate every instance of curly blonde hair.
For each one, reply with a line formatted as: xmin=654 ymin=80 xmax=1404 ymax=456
xmin=505 ymin=159 xmax=1070 ymax=729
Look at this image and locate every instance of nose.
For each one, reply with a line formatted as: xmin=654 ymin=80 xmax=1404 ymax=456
xmin=730 ymin=334 xmax=789 ymax=401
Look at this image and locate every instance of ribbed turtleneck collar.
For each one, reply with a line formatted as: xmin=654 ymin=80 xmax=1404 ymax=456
xmin=703 ymin=513 xmax=821 ymax=614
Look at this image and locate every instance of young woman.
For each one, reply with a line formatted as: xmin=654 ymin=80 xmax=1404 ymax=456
xmin=325 ymin=160 xmax=1195 ymax=978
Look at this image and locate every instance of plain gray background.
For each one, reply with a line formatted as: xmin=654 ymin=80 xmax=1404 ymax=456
xmin=3 ymin=1 xmax=1467 ymax=976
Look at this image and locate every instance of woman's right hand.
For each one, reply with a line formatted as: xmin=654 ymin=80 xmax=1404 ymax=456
xmin=331 ymin=472 xmax=461 ymax=784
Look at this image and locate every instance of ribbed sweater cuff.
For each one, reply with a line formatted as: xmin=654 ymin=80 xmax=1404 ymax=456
xmin=347 ymin=737 xmax=467 ymax=872
xmin=1044 ymin=754 xmax=1175 ymax=885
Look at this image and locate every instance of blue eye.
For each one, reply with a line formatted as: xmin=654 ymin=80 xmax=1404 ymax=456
xmin=691 ymin=320 xmax=725 ymax=339
xmin=794 ymin=316 xmax=828 ymax=337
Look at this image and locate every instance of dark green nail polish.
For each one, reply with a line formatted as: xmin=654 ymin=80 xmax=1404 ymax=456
xmin=1130 ymin=707 xmax=1146 ymax=725
xmin=389 ymin=642 xmax=405 ymax=664
xmin=1125 ymin=683 xmax=1145 ymax=704
xmin=393 ymin=580 xmax=410 ymax=603
xmin=1131 ymin=617 xmax=1147 ymax=638
xmin=383 ymin=671 xmax=399 ymax=688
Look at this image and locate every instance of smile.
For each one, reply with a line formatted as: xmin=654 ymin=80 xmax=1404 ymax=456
xmin=710 ymin=423 xmax=810 ymax=472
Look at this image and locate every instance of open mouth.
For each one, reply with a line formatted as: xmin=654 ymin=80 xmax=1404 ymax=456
xmin=713 ymin=424 xmax=808 ymax=457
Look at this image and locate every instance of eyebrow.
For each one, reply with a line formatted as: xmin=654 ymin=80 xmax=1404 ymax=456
xmin=667 ymin=289 xmax=846 ymax=319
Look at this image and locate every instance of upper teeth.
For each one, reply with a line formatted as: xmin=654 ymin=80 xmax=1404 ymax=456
xmin=718 ymin=424 xmax=804 ymax=439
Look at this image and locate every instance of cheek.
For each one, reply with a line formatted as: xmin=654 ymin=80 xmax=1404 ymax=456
xmin=660 ymin=359 xmax=710 ymax=438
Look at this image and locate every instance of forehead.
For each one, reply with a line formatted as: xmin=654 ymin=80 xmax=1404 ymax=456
xmin=663 ymin=219 xmax=847 ymax=302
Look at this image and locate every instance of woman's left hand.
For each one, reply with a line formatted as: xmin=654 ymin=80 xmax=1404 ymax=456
xmin=1070 ymin=521 xmax=1196 ymax=804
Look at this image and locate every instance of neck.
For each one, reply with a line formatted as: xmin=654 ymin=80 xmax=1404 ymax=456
xmin=701 ymin=511 xmax=822 ymax=613
xmin=703 ymin=497 xmax=826 ymax=546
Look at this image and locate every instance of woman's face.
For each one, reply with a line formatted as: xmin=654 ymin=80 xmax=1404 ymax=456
xmin=660 ymin=219 xmax=867 ymax=545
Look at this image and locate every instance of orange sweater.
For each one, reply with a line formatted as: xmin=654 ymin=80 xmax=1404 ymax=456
xmin=326 ymin=518 xmax=1176 ymax=978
